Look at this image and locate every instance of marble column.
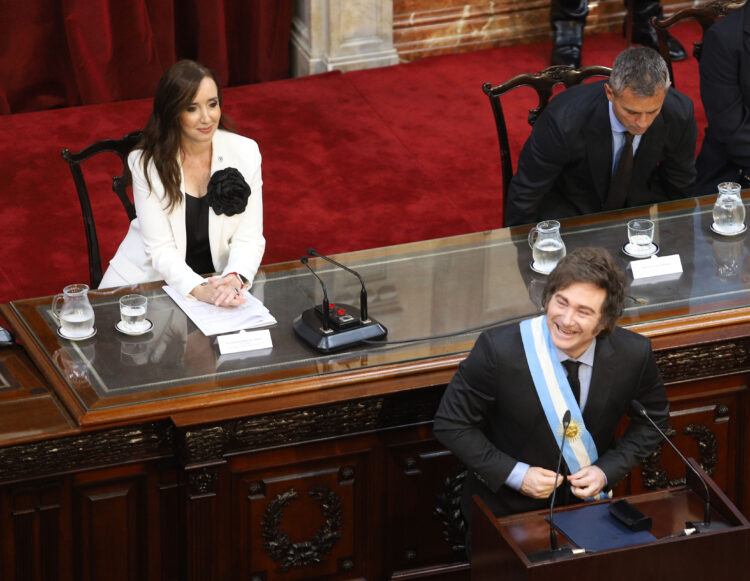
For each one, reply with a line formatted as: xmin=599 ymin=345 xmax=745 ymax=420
xmin=290 ymin=0 xmax=400 ymax=76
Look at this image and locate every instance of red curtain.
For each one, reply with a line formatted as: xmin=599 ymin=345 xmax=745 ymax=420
xmin=0 ymin=0 xmax=293 ymax=114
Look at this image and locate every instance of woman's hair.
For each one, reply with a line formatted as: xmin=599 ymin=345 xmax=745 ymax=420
xmin=139 ymin=60 xmax=230 ymax=211
xmin=541 ymin=247 xmax=626 ymax=338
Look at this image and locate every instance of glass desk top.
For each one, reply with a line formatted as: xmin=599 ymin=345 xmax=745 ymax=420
xmin=6 ymin=194 xmax=750 ymax=423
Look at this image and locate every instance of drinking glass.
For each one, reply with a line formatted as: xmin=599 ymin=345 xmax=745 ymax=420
xmin=119 ymin=294 xmax=148 ymax=333
xmin=627 ymin=219 xmax=655 ymax=256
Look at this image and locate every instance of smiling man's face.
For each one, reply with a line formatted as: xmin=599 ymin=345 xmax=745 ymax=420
xmin=545 ymin=282 xmax=606 ymax=359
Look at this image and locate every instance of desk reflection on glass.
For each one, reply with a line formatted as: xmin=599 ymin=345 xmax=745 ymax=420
xmin=6 ymin=193 xmax=750 ymax=419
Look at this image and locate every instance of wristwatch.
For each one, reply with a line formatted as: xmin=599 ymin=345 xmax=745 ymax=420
xmin=227 ymin=272 xmax=248 ymax=289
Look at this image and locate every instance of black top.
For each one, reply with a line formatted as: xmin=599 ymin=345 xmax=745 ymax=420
xmin=184 ymin=194 xmax=215 ymax=275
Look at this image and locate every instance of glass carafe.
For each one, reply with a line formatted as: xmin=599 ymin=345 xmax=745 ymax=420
xmin=52 ymin=283 xmax=95 ymax=339
xmin=712 ymin=182 xmax=745 ymax=235
xmin=528 ymin=220 xmax=566 ymax=274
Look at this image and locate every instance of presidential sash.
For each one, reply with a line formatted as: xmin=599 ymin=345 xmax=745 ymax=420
xmin=520 ymin=315 xmax=609 ymax=501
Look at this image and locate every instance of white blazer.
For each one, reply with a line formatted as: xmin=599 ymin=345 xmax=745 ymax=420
xmin=100 ymin=130 xmax=265 ymax=296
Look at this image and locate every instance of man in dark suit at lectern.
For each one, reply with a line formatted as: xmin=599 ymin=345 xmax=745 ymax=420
xmin=433 ymin=248 xmax=668 ymax=546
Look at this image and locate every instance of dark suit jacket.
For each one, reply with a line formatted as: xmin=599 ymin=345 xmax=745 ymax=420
xmin=505 ymin=81 xmax=697 ymax=226
xmin=433 ymin=322 xmax=668 ymax=520
xmin=696 ymin=4 xmax=750 ymax=194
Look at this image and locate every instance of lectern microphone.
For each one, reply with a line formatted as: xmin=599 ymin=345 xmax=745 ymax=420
xmin=528 ymin=410 xmax=576 ymax=562
xmin=631 ymin=400 xmax=726 ymax=533
xmin=307 ymin=248 xmax=369 ymax=321
xmin=293 ymin=251 xmax=387 ymax=352
xmin=299 ymin=256 xmax=330 ymax=331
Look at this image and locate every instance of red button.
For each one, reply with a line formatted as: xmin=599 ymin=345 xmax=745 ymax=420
xmin=329 ymin=303 xmax=335 ymax=309
xmin=337 ymin=308 xmax=346 ymax=315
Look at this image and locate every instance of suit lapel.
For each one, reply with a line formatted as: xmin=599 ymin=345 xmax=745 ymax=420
xmin=208 ymin=131 xmax=229 ymax=270
xmin=582 ymin=335 xmax=614 ymax=431
xmin=585 ymin=94 xmax=613 ymax=206
xmin=168 ymin=157 xmax=187 ymax=256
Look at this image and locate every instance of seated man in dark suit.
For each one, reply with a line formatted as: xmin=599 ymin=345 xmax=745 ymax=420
xmin=696 ymin=2 xmax=750 ymax=194
xmin=505 ymin=47 xmax=697 ymax=227
xmin=434 ymin=247 xmax=668 ymax=532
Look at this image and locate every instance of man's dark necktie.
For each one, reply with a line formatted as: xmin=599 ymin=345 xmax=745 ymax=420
xmin=604 ymin=131 xmax=634 ymax=211
xmin=562 ymin=360 xmax=581 ymax=404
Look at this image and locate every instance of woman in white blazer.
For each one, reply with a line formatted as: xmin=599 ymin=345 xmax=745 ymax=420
xmin=100 ymin=60 xmax=265 ymax=308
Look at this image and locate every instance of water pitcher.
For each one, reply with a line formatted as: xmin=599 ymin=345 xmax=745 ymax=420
xmin=712 ymin=182 xmax=745 ymax=235
xmin=528 ymin=220 xmax=566 ymax=274
xmin=52 ymin=283 xmax=95 ymax=338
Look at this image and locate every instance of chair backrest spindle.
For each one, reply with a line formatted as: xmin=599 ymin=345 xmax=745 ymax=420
xmin=61 ymin=131 xmax=143 ymax=288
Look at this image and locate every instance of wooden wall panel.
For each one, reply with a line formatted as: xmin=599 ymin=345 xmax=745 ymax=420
xmin=616 ymin=375 xmax=748 ymax=507
xmin=8 ymin=483 xmax=67 ymax=581
xmin=154 ymin=469 xmax=185 ymax=581
xmin=72 ymin=474 xmax=145 ymax=581
xmin=228 ymin=437 xmax=380 ymax=580
xmin=381 ymin=425 xmax=466 ymax=574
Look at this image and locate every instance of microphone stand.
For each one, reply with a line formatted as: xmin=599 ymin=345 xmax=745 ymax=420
xmin=300 ymin=256 xmax=330 ymax=332
xmin=293 ymin=252 xmax=387 ymax=352
xmin=528 ymin=410 xmax=576 ymax=562
xmin=631 ymin=400 xmax=728 ymax=533
xmin=307 ymin=248 xmax=369 ymax=321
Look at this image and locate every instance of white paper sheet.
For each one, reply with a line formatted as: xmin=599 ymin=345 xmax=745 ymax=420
xmin=630 ymin=254 xmax=683 ymax=280
xmin=217 ymin=329 xmax=273 ymax=354
xmin=163 ymin=286 xmax=277 ymax=336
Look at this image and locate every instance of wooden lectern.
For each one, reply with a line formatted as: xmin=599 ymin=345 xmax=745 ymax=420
xmin=471 ymin=460 xmax=750 ymax=580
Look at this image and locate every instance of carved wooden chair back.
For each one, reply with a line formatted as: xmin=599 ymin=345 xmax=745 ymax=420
xmin=61 ymin=131 xmax=143 ymax=288
xmin=482 ymin=65 xmax=611 ymax=226
xmin=651 ymin=0 xmax=746 ymax=87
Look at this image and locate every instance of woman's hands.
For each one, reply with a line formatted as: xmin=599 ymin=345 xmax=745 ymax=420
xmin=190 ymin=273 xmax=247 ymax=307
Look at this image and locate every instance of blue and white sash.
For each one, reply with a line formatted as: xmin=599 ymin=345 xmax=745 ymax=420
xmin=520 ymin=315 xmax=609 ymax=501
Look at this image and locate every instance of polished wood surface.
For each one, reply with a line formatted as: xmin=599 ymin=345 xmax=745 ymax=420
xmin=4 ymin=193 xmax=750 ymax=432
xmin=2 ymin=194 xmax=750 ymax=579
xmin=472 ymin=462 xmax=750 ymax=580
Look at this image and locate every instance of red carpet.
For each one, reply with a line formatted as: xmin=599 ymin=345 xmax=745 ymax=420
xmin=0 ymin=27 xmax=703 ymax=303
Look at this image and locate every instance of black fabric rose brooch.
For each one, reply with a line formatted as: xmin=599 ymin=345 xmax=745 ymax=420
xmin=205 ymin=167 xmax=251 ymax=216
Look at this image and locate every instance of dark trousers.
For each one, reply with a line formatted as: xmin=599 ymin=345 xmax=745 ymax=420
xmin=550 ymin=0 xmax=662 ymax=25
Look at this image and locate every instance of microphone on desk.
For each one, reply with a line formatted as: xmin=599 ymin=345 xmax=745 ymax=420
xmin=529 ymin=410 xmax=576 ymax=562
xmin=293 ymin=250 xmax=387 ymax=352
xmin=307 ymin=248 xmax=369 ymax=321
xmin=631 ymin=400 xmax=723 ymax=533
xmin=300 ymin=256 xmax=330 ymax=331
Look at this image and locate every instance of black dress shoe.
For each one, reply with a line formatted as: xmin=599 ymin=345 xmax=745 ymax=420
xmin=631 ymin=23 xmax=687 ymax=62
xmin=551 ymin=44 xmax=582 ymax=68
xmin=551 ymin=21 xmax=584 ymax=68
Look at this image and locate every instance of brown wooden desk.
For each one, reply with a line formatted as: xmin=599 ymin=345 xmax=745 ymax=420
xmin=472 ymin=462 xmax=750 ymax=580
xmin=2 ymin=194 xmax=750 ymax=580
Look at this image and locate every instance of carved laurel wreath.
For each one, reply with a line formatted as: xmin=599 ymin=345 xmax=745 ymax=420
xmin=642 ymin=423 xmax=718 ymax=489
xmin=261 ymin=486 xmax=343 ymax=571
xmin=434 ymin=463 xmax=467 ymax=556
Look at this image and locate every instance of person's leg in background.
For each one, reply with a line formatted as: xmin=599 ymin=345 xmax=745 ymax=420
xmin=550 ymin=0 xmax=588 ymax=68
xmin=550 ymin=0 xmax=686 ymax=68
xmin=630 ymin=0 xmax=686 ymax=63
